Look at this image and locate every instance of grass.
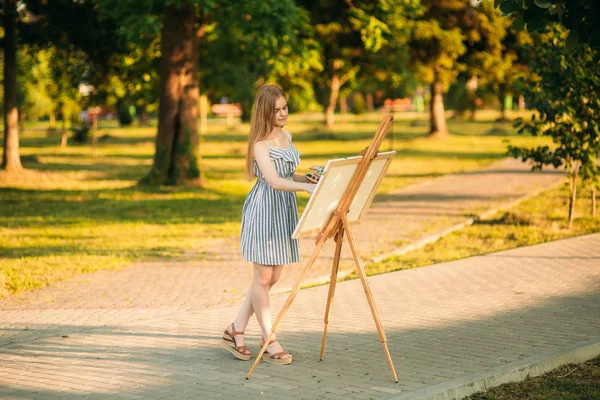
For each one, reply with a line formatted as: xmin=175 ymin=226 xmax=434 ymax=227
xmin=358 ymin=181 xmax=600 ymax=278
xmin=0 ymin=110 xmax=561 ymax=296
xmin=465 ymin=356 xmax=600 ymax=400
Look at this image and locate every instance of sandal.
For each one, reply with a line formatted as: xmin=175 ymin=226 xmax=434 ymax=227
xmin=260 ymin=338 xmax=292 ymax=365
xmin=220 ymin=323 xmax=251 ymax=361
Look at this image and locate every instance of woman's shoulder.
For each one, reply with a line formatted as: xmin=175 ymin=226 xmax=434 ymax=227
xmin=253 ymin=140 xmax=270 ymax=154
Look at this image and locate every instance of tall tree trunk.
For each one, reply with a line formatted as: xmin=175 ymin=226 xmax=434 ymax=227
xmin=568 ymin=161 xmax=580 ymax=230
xmin=143 ymin=3 xmax=201 ymax=185
xmin=136 ymin=104 xmax=149 ymax=126
xmin=592 ymin=185 xmax=597 ymax=218
xmin=498 ymin=84 xmax=507 ymax=121
xmin=325 ymin=72 xmax=340 ymax=129
xmin=60 ymin=103 xmax=68 ymax=148
xmin=2 ymin=0 xmax=22 ymax=171
xmin=339 ymin=94 xmax=347 ymax=121
xmin=518 ymin=95 xmax=525 ymax=111
xmin=429 ymin=77 xmax=449 ymax=138
xmin=366 ymin=93 xmax=374 ymax=112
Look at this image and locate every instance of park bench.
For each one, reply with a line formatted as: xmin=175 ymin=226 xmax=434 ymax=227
xmin=211 ymin=103 xmax=242 ymax=127
xmin=382 ymin=98 xmax=413 ymax=112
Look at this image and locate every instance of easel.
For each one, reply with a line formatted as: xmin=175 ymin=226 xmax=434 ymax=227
xmin=247 ymin=115 xmax=398 ymax=382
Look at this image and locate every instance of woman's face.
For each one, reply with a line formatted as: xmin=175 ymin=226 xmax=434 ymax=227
xmin=273 ymin=96 xmax=288 ymax=128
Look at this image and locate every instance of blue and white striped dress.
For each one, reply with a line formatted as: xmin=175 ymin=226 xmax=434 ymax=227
xmin=240 ymin=133 xmax=301 ymax=266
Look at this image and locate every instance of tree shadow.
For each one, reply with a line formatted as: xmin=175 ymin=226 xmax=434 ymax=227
xmin=0 ymin=186 xmax=248 ymax=228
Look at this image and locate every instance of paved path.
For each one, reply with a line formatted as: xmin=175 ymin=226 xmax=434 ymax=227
xmin=4 ymin=156 xmax=597 ymax=400
xmin=0 ymin=158 xmax=565 ymax=311
xmin=0 ymin=233 xmax=598 ymax=399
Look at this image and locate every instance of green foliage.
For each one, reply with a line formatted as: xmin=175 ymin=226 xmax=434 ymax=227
xmin=117 ymin=101 xmax=135 ymax=126
xmin=460 ymin=1 xmax=514 ymax=92
xmin=71 ymin=124 xmax=90 ymax=143
xmin=495 ymin=0 xmax=600 ymax=50
xmin=195 ymin=0 xmax=322 ymax=115
xmin=300 ymin=0 xmax=416 ymax=112
xmin=16 ymin=47 xmax=54 ymax=120
xmin=351 ymin=92 xmax=366 ymax=115
xmin=407 ymin=0 xmax=467 ymax=90
xmin=508 ymin=24 xmax=600 ymax=223
xmin=508 ymin=25 xmax=600 ymax=174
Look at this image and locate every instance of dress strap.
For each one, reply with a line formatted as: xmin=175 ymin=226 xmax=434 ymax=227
xmin=283 ymin=130 xmax=292 ymax=143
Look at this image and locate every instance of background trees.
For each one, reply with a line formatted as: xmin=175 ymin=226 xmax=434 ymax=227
xmin=2 ymin=0 xmax=22 ymax=171
xmin=2 ymin=0 xmax=598 ymax=223
xmin=508 ymin=25 xmax=600 ymax=228
xmin=496 ymin=0 xmax=600 ymax=50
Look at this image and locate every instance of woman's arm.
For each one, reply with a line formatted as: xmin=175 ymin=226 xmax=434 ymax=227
xmin=254 ymin=142 xmax=316 ymax=194
xmin=293 ymin=173 xmax=311 ymax=183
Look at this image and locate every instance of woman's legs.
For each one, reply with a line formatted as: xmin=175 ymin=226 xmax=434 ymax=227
xmin=227 ymin=263 xmax=290 ymax=358
xmin=250 ymin=264 xmax=290 ymax=359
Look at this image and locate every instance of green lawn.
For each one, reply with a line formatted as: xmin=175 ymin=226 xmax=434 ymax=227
xmin=0 ymin=111 xmax=562 ymax=295
xmin=465 ymin=357 xmax=600 ymax=400
xmin=358 ymin=180 xmax=600 ymax=279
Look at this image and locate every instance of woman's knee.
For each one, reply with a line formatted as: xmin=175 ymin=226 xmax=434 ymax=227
xmin=253 ymin=264 xmax=273 ymax=288
xmin=269 ymin=275 xmax=280 ymax=288
xmin=269 ymin=265 xmax=284 ymax=288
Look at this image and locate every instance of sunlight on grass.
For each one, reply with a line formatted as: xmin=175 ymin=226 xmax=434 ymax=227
xmin=0 ymin=112 xmax=556 ymax=296
xmin=359 ymin=182 xmax=600 ymax=278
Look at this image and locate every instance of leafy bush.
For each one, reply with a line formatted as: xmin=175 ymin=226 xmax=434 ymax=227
xmin=71 ymin=124 xmax=90 ymax=143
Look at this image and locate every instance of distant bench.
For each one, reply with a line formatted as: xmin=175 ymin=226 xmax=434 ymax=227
xmin=211 ymin=103 xmax=242 ymax=118
xmin=210 ymin=103 xmax=242 ymax=127
xmin=382 ymin=98 xmax=413 ymax=112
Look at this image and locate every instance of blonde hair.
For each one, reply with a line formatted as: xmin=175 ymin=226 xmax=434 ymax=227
xmin=245 ymin=84 xmax=287 ymax=180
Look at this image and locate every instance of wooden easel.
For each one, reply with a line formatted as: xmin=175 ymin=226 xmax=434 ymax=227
xmin=247 ymin=115 xmax=398 ymax=382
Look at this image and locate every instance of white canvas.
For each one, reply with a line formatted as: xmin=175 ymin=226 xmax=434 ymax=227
xmin=292 ymin=151 xmax=395 ymax=239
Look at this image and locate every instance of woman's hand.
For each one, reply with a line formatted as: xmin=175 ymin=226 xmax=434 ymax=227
xmin=305 ymin=183 xmax=317 ymax=194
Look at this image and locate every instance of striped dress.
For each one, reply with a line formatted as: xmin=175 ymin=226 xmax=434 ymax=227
xmin=240 ymin=133 xmax=301 ymax=266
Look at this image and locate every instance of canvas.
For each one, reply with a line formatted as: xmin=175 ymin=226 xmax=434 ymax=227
xmin=292 ymin=151 xmax=395 ymax=239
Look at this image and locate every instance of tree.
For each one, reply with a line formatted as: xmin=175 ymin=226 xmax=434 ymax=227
xmin=407 ymin=0 xmax=467 ymax=137
xmin=16 ymin=47 xmax=55 ymax=127
xmin=299 ymin=0 xmax=414 ymax=129
xmin=2 ymin=0 xmax=23 ymax=171
xmin=197 ymin=1 xmax=321 ymax=120
xmin=495 ymin=0 xmax=600 ymax=50
xmin=459 ymin=0 xmax=513 ymax=121
xmin=18 ymin=0 xmax=129 ymax=150
xmin=353 ymin=0 xmax=415 ymax=112
xmin=508 ymin=25 xmax=600 ymax=229
xmin=98 ymin=0 xmax=316 ymax=185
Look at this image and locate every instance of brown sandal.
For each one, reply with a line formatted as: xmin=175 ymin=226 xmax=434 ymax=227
xmin=220 ymin=323 xmax=251 ymax=361
xmin=260 ymin=338 xmax=292 ymax=365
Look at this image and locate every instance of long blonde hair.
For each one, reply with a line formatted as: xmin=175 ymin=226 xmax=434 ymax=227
xmin=245 ymin=84 xmax=287 ymax=180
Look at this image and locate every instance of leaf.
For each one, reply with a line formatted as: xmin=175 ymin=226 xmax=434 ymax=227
xmin=526 ymin=13 xmax=548 ymax=31
xmin=565 ymin=29 xmax=579 ymax=53
xmin=494 ymin=0 xmax=504 ymax=8
xmin=533 ymin=0 xmax=551 ymax=8
xmin=499 ymin=0 xmax=521 ymax=14
xmin=513 ymin=15 xmax=526 ymax=32
xmin=590 ymin=28 xmax=600 ymax=50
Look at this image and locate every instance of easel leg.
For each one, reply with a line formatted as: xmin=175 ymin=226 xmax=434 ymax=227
xmin=247 ymin=238 xmax=327 ymax=379
xmin=341 ymin=215 xmax=399 ymax=383
xmin=320 ymin=227 xmax=344 ymax=360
